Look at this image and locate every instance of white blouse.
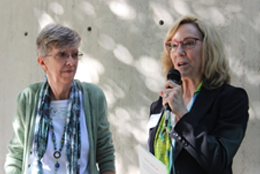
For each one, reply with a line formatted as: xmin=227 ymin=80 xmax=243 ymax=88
xmin=28 ymin=91 xmax=90 ymax=174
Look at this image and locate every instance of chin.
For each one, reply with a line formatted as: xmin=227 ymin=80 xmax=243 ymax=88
xmin=179 ymin=72 xmax=191 ymax=79
xmin=63 ymin=78 xmax=74 ymax=85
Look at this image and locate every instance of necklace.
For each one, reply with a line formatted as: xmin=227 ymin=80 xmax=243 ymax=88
xmin=49 ymin=116 xmax=67 ymax=173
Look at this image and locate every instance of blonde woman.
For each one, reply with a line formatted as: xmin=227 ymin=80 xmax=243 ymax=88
xmin=148 ymin=15 xmax=249 ymax=174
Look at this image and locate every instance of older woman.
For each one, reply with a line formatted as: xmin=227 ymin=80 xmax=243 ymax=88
xmin=148 ymin=15 xmax=249 ymax=174
xmin=5 ymin=24 xmax=115 ymax=174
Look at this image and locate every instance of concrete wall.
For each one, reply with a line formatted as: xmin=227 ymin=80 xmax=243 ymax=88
xmin=0 ymin=0 xmax=259 ymax=173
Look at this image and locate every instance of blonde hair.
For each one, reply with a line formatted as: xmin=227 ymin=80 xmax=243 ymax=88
xmin=161 ymin=15 xmax=230 ymax=90
xmin=36 ymin=24 xmax=81 ymax=57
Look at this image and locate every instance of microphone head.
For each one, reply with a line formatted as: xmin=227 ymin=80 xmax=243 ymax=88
xmin=167 ymin=69 xmax=181 ymax=84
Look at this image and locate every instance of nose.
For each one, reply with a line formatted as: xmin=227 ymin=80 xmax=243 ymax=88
xmin=176 ymin=44 xmax=185 ymax=55
xmin=66 ymin=55 xmax=76 ymax=66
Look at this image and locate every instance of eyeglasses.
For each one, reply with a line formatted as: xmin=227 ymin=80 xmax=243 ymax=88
xmin=165 ymin=38 xmax=201 ymax=53
xmin=45 ymin=51 xmax=83 ymax=62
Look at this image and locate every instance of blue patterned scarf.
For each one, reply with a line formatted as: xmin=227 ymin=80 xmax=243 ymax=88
xmin=33 ymin=78 xmax=81 ymax=174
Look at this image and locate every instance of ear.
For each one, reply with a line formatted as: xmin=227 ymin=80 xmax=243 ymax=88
xmin=37 ymin=56 xmax=48 ymax=72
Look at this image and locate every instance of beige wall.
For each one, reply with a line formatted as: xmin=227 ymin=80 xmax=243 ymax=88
xmin=1 ymin=0 xmax=259 ymax=173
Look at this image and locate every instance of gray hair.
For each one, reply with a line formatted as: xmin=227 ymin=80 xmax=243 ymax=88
xmin=36 ymin=24 xmax=81 ymax=57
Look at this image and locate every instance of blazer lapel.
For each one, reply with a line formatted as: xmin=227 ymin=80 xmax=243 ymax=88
xmin=188 ymin=86 xmax=222 ymax=122
xmin=173 ymin=86 xmax=223 ymax=161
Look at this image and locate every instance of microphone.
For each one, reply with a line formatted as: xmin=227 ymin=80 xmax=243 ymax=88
xmin=164 ymin=69 xmax=181 ymax=129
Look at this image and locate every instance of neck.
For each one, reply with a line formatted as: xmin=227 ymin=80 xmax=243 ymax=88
xmin=48 ymin=82 xmax=72 ymax=100
xmin=182 ymin=78 xmax=201 ymax=105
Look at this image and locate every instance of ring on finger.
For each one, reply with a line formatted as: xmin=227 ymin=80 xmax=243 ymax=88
xmin=164 ymin=93 xmax=169 ymax=97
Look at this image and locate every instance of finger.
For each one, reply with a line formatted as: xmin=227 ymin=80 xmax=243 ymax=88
xmin=164 ymin=80 xmax=178 ymax=89
xmin=160 ymin=89 xmax=171 ymax=98
xmin=162 ymin=93 xmax=173 ymax=107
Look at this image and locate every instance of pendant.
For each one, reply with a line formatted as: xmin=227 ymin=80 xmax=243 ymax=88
xmin=55 ymin=162 xmax=60 ymax=168
xmin=53 ymin=151 xmax=61 ymax=159
xmin=55 ymin=161 xmax=60 ymax=173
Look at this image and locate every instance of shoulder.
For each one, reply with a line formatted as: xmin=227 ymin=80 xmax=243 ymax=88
xmin=150 ymin=96 xmax=163 ymax=115
xmin=75 ymin=80 xmax=103 ymax=92
xmin=202 ymin=83 xmax=247 ymax=97
xmin=218 ymin=83 xmax=248 ymax=100
xmin=75 ymin=80 xmax=105 ymax=99
xmin=201 ymin=83 xmax=249 ymax=108
xmin=17 ymin=82 xmax=43 ymax=100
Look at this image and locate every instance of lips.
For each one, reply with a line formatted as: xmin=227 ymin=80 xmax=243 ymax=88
xmin=177 ymin=62 xmax=187 ymax=67
xmin=63 ymin=70 xmax=74 ymax=73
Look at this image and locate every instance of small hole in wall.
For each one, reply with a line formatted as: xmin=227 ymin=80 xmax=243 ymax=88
xmin=159 ymin=20 xmax=164 ymax=25
xmin=87 ymin=27 xmax=92 ymax=31
xmin=24 ymin=32 xmax=28 ymax=36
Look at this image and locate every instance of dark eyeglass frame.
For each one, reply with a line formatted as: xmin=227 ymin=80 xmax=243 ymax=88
xmin=165 ymin=38 xmax=201 ymax=53
xmin=45 ymin=51 xmax=83 ymax=62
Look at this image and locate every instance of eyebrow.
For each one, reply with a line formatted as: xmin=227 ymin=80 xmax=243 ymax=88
xmin=59 ymin=49 xmax=79 ymax=53
xmin=172 ymin=37 xmax=200 ymax=41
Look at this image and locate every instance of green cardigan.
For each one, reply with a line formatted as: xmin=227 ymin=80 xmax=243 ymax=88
xmin=5 ymin=80 xmax=115 ymax=174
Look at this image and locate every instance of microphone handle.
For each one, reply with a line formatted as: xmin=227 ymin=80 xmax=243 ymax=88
xmin=164 ymin=79 xmax=179 ymax=128
xmin=165 ymin=79 xmax=179 ymax=112
xmin=165 ymin=104 xmax=171 ymax=112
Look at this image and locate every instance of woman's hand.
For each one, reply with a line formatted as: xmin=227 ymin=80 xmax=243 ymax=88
xmin=160 ymin=80 xmax=188 ymax=122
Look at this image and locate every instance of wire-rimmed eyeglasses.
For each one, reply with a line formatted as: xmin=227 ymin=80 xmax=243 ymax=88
xmin=45 ymin=51 xmax=83 ymax=62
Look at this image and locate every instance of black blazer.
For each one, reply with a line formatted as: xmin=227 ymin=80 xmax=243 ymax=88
xmin=148 ymin=83 xmax=249 ymax=174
